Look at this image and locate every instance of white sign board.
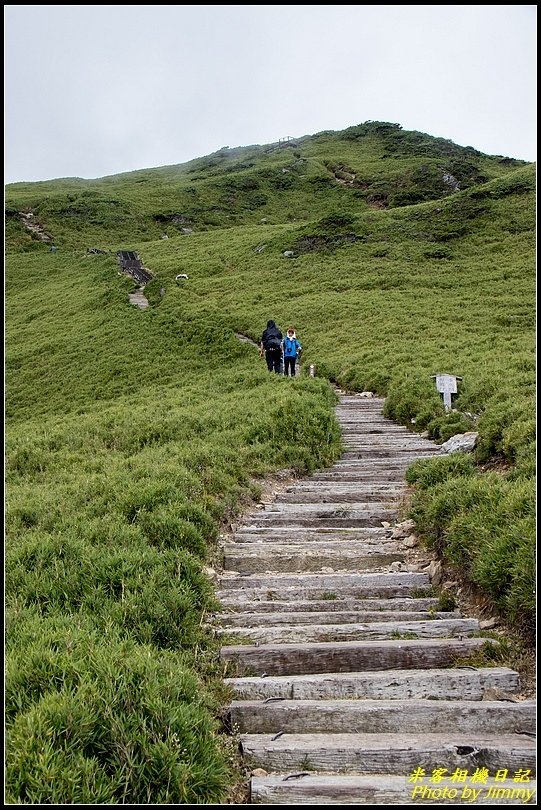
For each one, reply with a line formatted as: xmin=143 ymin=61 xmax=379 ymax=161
xmin=432 ymin=374 xmax=460 ymax=411
xmin=435 ymin=374 xmax=458 ymax=395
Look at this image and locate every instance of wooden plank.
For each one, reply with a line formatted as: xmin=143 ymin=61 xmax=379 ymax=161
xmin=225 ymin=666 xmax=522 ymax=701
xmin=218 ymin=617 xmax=479 ymax=645
xmin=230 ymin=698 xmax=536 ymax=734
xmin=276 ymin=490 xmax=402 ymax=503
xmin=219 ymin=610 xmax=458 ymax=627
xmin=218 ymin=597 xmax=443 ymax=613
xmin=218 ymin=571 xmax=430 ymax=590
xmin=222 ymin=547 xmax=405 ymax=573
xmin=260 ymin=502 xmax=398 ymax=514
xmin=232 ymin=527 xmax=393 ymax=543
xmin=220 ymin=637 xmax=490 ymax=676
xmin=217 ymin=585 xmax=438 ymax=602
xmin=250 ymin=775 xmax=537 ymax=805
xmin=248 ymin=513 xmax=398 ymax=528
xmin=240 ymin=732 xmax=536 ymax=772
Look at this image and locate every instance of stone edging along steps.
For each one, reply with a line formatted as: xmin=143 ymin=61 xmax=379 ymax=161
xmin=216 ymin=394 xmax=536 ymax=805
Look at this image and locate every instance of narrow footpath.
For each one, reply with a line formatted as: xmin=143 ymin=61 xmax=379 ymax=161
xmin=217 ymin=393 xmax=536 ymax=805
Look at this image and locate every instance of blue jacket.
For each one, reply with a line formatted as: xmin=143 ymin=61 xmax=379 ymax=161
xmin=282 ymin=336 xmax=302 ymax=358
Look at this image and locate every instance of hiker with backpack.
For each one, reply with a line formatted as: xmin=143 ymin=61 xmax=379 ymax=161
xmin=282 ymin=327 xmax=302 ymax=377
xmin=259 ymin=319 xmax=283 ymax=373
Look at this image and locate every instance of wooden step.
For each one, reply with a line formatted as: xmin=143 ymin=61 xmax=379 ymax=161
xmin=261 ymin=502 xmax=398 ymax=512
xmin=218 ymin=571 xmax=430 ymax=591
xmin=218 ymin=617 xmax=479 ymax=645
xmin=217 ymin=584 xmax=435 ymax=602
xmin=275 ymin=490 xmax=403 ymax=503
xmin=221 ymin=543 xmax=405 ymax=573
xmin=250 ymin=774 xmax=538 ymax=805
xmin=220 ymin=637 xmax=491 ymax=676
xmin=225 ymin=666 xmax=522 ymax=701
xmin=218 ymin=597 xmax=443 ymax=613
xmin=230 ymin=698 xmax=536 ymax=735
xmin=218 ymin=610 xmax=459 ymax=627
xmin=232 ymin=527 xmax=393 ymax=543
xmin=240 ymin=731 xmax=536 ymax=773
xmin=340 ymin=450 xmax=441 ymax=460
xmin=309 ymin=470 xmax=414 ymax=481
xmin=250 ymin=505 xmax=398 ymax=527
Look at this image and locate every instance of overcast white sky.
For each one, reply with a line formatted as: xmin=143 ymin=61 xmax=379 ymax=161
xmin=4 ymin=5 xmax=537 ymax=184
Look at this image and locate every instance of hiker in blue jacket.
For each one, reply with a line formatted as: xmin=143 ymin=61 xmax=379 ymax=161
xmin=259 ymin=319 xmax=283 ymax=373
xmin=282 ymin=327 xmax=302 ymax=377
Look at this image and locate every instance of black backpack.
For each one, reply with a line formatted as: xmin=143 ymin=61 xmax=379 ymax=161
xmin=263 ymin=329 xmax=282 ymax=350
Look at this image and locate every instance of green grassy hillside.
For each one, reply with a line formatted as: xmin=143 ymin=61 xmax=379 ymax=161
xmin=5 ymin=121 xmax=535 ymax=803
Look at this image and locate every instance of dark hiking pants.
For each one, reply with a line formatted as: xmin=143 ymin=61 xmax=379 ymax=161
xmin=266 ymin=348 xmax=282 ymax=373
xmin=284 ymin=356 xmax=297 ymax=376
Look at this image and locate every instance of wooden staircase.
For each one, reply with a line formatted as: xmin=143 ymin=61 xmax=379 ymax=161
xmin=217 ymin=395 xmax=536 ymax=804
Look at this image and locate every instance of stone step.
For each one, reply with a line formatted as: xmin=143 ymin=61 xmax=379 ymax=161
xmin=225 ymin=666 xmax=522 ymax=701
xmin=218 ymin=597 xmax=443 ymax=613
xmin=240 ymin=732 xmax=536 ymax=773
xmin=218 ymin=609 xmax=458 ymax=628
xmin=249 ymin=775 xmax=537 ymax=805
xmin=218 ymin=571 xmax=430 ymax=591
xmin=221 ymin=544 xmax=405 ymax=573
xmin=218 ymin=617 xmax=479 ymax=645
xmin=220 ymin=637 xmax=490 ymax=676
xmin=230 ymin=698 xmax=536 ymax=734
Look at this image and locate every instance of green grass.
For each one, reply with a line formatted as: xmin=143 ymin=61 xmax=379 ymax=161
xmin=5 ymin=120 xmax=535 ymax=803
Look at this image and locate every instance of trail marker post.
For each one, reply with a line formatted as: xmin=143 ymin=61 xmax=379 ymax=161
xmin=431 ymin=373 xmax=462 ymax=412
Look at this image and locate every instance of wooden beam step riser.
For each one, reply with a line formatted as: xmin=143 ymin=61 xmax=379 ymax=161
xmin=218 ymin=618 xmax=479 ymax=645
xmin=225 ymin=666 xmax=521 ymax=701
xmin=220 ymin=638 xmax=489 ymax=676
xmin=240 ymin=732 xmax=536 ymax=773
xmin=341 ymin=449 xmax=440 ymax=456
xmin=222 ymin=551 xmax=405 ymax=574
xmin=230 ymin=526 xmax=398 ymax=551
xmin=281 ymin=483 xmax=405 ymax=492
xmin=230 ymin=698 xmax=536 ymax=735
xmin=232 ymin=528 xmax=393 ymax=541
xmin=250 ymin=776 xmax=537 ymax=805
xmin=222 ymin=542 xmax=402 ymax=554
xmin=275 ymin=492 xmax=402 ymax=503
xmin=219 ymin=610 xmax=457 ymax=627
xmin=247 ymin=515 xmax=397 ymax=527
xmin=258 ymin=503 xmax=398 ymax=513
xmin=218 ymin=572 xmax=429 ymax=590
xmin=218 ymin=597 xmax=443 ymax=613
xmin=217 ymin=585 xmax=434 ymax=602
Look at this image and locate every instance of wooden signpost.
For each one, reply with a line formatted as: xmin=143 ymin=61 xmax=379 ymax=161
xmin=431 ymin=373 xmax=462 ymax=412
